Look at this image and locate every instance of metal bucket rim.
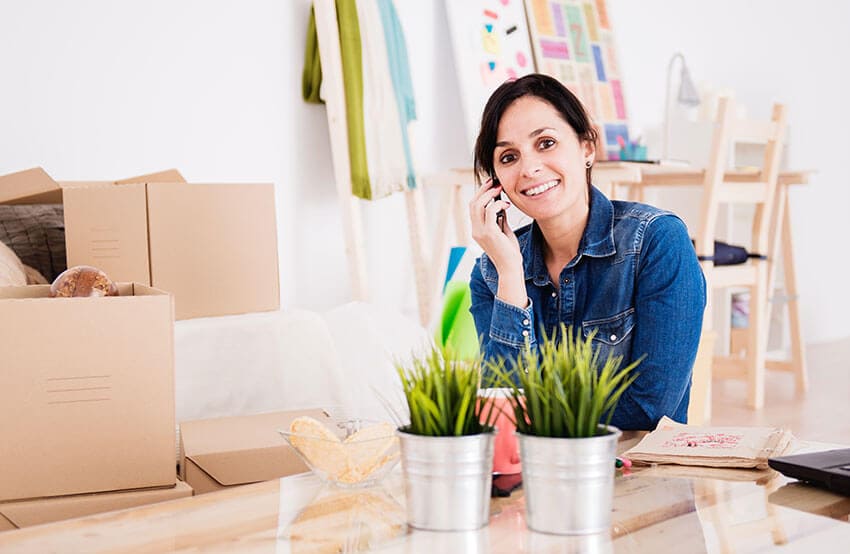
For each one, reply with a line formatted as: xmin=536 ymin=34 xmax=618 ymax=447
xmin=517 ymin=424 xmax=621 ymax=441
xmin=396 ymin=427 xmax=496 ymax=439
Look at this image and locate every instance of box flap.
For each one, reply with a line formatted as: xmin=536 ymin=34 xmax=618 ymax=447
xmin=0 ymin=167 xmax=63 ymax=205
xmin=146 ymin=182 xmax=279 ymax=319
xmin=115 ymin=169 xmax=187 ymax=185
xmin=0 ymin=481 xmax=192 ymax=528
xmin=181 ymin=409 xmax=329 ymax=487
xmin=188 ymin=446 xmax=307 ymax=487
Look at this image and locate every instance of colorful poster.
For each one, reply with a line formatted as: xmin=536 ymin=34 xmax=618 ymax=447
xmin=524 ymin=0 xmax=630 ymax=159
xmin=445 ymin=0 xmax=536 ymax=153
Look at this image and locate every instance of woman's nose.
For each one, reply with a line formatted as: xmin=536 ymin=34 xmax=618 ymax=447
xmin=520 ymin=154 xmax=543 ymax=178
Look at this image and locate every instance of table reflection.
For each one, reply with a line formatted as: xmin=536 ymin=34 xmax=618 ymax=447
xmin=277 ymin=480 xmax=407 ymax=552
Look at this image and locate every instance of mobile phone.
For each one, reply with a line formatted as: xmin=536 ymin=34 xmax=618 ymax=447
xmin=492 ymin=473 xmax=522 ymax=497
xmin=487 ymin=175 xmax=507 ymax=232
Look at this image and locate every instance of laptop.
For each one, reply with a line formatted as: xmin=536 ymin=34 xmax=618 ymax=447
xmin=768 ymin=448 xmax=850 ymax=496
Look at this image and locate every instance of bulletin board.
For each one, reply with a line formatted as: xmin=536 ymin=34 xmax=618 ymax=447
xmin=524 ymin=0 xmax=629 ymax=159
xmin=444 ymin=0 xmax=537 ymax=153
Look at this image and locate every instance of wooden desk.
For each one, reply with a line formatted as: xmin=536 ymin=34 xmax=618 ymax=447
xmin=1 ymin=450 xmax=846 ymax=553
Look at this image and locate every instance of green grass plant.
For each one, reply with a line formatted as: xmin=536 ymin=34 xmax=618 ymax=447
xmin=488 ymin=324 xmax=642 ymax=438
xmin=395 ymin=346 xmax=498 ymax=437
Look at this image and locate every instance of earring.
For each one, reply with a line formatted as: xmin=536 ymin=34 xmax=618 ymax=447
xmin=585 ymin=160 xmax=592 ymax=169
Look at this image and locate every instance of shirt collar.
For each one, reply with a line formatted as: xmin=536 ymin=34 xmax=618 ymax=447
xmin=521 ymin=186 xmax=616 ymax=285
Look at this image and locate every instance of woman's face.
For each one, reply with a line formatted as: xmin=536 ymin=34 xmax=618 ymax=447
xmin=492 ymin=95 xmax=594 ymax=226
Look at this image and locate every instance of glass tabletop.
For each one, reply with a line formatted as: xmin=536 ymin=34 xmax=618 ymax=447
xmin=1 ymin=464 xmax=847 ymax=553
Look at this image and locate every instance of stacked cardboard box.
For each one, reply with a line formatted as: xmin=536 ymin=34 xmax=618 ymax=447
xmin=0 ymin=283 xmax=187 ymax=530
xmin=180 ymin=409 xmax=332 ymax=494
xmin=0 ymin=167 xmax=280 ymax=320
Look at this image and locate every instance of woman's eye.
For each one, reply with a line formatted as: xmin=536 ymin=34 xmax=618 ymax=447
xmin=538 ymin=138 xmax=556 ymax=150
xmin=498 ymin=152 xmax=516 ymax=164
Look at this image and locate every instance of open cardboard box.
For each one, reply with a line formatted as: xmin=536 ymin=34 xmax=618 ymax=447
xmin=0 ymin=283 xmax=176 ymax=502
xmin=0 ymin=481 xmax=193 ymax=532
xmin=0 ymin=167 xmax=280 ymax=320
xmin=180 ymin=409 xmax=331 ymax=495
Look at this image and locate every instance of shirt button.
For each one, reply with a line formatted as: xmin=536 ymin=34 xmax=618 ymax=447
xmin=551 ymin=291 xmax=557 ymax=298
xmin=522 ymin=330 xmax=529 ymax=337
xmin=610 ymin=334 xmax=617 ymax=341
xmin=522 ymin=318 xmax=530 ymax=326
xmin=564 ymin=278 xmax=569 ymax=284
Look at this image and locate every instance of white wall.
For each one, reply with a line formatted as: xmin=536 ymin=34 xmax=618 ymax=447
xmin=1 ymin=1 xmax=847 ymax=344
xmin=607 ymin=0 xmax=850 ymax=344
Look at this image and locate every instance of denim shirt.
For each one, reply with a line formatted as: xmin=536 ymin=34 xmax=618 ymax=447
xmin=469 ymin=186 xmax=706 ymax=431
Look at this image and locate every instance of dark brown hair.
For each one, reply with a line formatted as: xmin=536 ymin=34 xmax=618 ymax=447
xmin=473 ymin=73 xmax=598 ymax=188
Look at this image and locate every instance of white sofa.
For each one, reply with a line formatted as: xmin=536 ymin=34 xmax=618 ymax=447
xmin=174 ymin=302 xmax=432 ymax=422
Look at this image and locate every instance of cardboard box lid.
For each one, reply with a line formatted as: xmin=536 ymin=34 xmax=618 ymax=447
xmin=0 ymin=167 xmax=64 ymax=205
xmin=181 ymin=409 xmax=329 ymax=487
xmin=114 ymin=169 xmax=187 ymax=185
xmin=0 ymin=481 xmax=192 ymax=529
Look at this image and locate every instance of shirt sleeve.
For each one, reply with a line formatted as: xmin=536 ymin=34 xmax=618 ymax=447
xmin=469 ymin=260 xmax=536 ymax=383
xmin=609 ymin=214 xmax=706 ymax=431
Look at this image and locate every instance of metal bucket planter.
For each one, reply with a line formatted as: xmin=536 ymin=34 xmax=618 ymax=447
xmin=519 ymin=426 xmax=621 ymax=535
xmin=397 ymin=430 xmax=495 ymax=531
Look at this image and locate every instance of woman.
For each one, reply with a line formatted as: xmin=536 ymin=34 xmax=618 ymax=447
xmin=468 ymin=74 xmax=705 ymax=430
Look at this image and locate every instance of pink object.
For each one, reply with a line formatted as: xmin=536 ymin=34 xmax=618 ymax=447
xmin=516 ymin=51 xmax=528 ymax=68
xmin=480 ymin=390 xmax=522 ymax=475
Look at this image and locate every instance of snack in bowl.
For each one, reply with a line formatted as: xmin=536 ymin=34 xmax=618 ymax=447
xmin=50 ymin=265 xmax=119 ymax=298
xmin=281 ymin=416 xmax=400 ymax=487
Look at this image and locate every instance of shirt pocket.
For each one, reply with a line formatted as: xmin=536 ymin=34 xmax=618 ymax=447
xmin=582 ymin=308 xmax=635 ymax=363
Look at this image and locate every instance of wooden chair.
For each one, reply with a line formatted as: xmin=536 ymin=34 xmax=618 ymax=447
xmin=695 ymin=96 xmax=789 ymax=409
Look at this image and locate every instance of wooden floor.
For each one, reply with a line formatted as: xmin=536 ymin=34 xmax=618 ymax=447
xmin=709 ymin=336 xmax=850 ymax=443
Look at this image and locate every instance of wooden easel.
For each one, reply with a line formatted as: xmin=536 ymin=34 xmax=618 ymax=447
xmin=313 ymin=0 xmax=433 ymax=326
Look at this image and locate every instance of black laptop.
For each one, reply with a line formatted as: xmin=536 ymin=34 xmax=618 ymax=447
xmin=768 ymin=448 xmax=850 ymax=496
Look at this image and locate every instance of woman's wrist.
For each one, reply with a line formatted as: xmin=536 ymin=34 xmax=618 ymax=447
xmin=496 ymin=269 xmax=528 ymax=309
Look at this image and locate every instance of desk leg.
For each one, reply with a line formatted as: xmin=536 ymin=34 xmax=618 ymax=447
xmin=764 ymin=187 xmax=808 ymax=393
xmin=781 ymin=198 xmax=808 ymax=392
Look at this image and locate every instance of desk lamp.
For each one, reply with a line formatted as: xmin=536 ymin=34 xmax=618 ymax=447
xmin=663 ymin=52 xmax=701 ymax=159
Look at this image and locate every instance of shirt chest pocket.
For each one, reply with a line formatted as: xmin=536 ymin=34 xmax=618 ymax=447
xmin=581 ymin=309 xmax=636 ymax=362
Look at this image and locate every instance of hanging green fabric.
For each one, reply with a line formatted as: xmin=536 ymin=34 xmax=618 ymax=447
xmin=302 ymin=1 xmax=373 ymax=199
xmin=302 ymin=7 xmax=323 ymax=104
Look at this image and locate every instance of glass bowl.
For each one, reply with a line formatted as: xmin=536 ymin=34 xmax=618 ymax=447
xmin=279 ymin=417 xmax=400 ymax=488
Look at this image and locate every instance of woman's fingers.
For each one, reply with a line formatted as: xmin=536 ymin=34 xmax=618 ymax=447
xmin=484 ymin=197 xmax=511 ymax=229
xmin=469 ymin=184 xmax=503 ymax=220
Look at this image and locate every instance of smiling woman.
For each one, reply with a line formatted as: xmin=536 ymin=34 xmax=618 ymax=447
xmin=468 ymin=74 xmax=707 ymax=431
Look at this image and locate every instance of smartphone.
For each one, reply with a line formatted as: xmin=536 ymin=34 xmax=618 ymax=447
xmin=487 ymin=175 xmax=507 ymax=232
xmin=492 ymin=473 xmax=522 ymax=497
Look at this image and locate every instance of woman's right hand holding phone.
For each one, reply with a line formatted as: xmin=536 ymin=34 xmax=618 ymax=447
xmin=469 ymin=179 xmax=527 ymax=309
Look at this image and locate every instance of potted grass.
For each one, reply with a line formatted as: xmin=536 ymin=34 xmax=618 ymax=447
xmin=394 ymin=345 xmax=500 ymax=531
xmin=489 ymin=324 xmax=641 ymax=535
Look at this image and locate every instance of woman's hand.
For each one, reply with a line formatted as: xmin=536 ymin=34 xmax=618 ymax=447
xmin=469 ymin=180 xmax=527 ymax=308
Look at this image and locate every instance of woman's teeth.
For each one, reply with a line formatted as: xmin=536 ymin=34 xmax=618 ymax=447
xmin=524 ymin=180 xmax=558 ymax=196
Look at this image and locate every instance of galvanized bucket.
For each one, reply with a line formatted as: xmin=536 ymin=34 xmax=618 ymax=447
xmin=397 ymin=430 xmax=494 ymax=531
xmin=519 ymin=426 xmax=621 ymax=535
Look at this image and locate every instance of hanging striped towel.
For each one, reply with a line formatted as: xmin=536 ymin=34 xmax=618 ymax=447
xmin=302 ymin=0 xmax=417 ymax=200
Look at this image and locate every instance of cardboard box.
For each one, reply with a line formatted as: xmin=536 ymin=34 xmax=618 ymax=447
xmin=0 ymin=481 xmax=193 ymax=532
xmin=0 ymin=168 xmax=280 ymax=320
xmin=0 ymin=283 xmax=176 ymax=502
xmin=180 ymin=409 xmax=331 ymax=495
